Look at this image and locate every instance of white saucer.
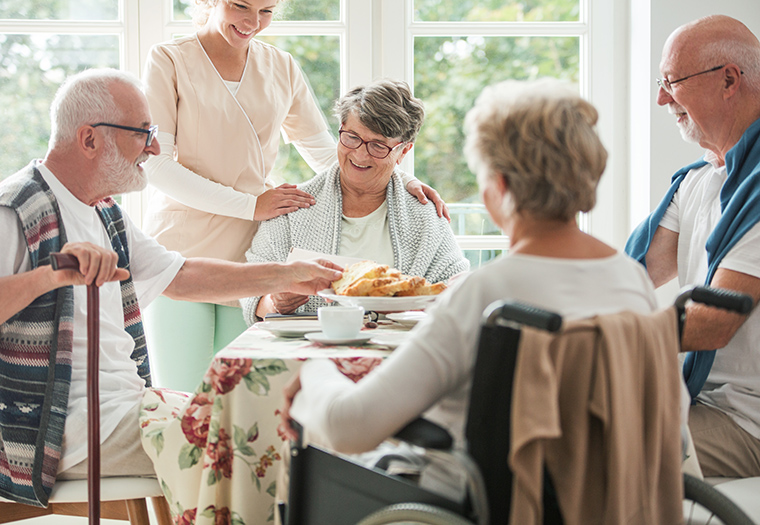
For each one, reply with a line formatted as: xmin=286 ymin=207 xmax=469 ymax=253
xmin=254 ymin=320 xmax=322 ymax=338
xmin=386 ymin=311 xmax=428 ymax=327
xmin=305 ymin=332 xmax=374 ymax=345
xmin=369 ymin=332 xmax=409 ymax=349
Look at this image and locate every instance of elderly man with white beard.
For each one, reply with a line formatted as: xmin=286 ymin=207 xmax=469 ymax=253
xmin=0 ymin=68 xmax=342 ymax=506
xmin=626 ymin=15 xmax=760 ymax=478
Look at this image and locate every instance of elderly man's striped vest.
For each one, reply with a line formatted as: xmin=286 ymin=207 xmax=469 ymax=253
xmin=0 ymin=164 xmax=151 ymax=506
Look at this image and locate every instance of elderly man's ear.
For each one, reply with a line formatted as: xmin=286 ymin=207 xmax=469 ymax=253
xmin=77 ymin=125 xmax=101 ymax=160
xmin=722 ymin=64 xmax=744 ymax=99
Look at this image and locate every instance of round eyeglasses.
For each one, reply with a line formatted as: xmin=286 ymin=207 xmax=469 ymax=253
xmin=92 ymin=122 xmax=158 ymax=148
xmin=656 ymin=65 xmax=726 ymax=95
xmin=339 ymin=130 xmax=406 ymax=159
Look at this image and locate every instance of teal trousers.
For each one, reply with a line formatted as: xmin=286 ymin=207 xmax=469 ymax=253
xmin=143 ymin=296 xmax=248 ymax=392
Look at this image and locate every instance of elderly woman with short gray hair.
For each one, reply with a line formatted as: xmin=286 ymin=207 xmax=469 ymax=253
xmin=241 ymin=79 xmax=469 ymax=322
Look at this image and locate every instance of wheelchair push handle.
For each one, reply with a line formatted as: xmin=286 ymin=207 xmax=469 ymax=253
xmin=676 ymin=286 xmax=754 ymax=314
xmin=483 ymin=300 xmax=563 ymax=333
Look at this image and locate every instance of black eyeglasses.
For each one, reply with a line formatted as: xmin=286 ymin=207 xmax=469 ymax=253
xmin=338 ymin=129 xmax=406 ymax=159
xmin=656 ymin=65 xmax=726 ymax=95
xmin=92 ymin=122 xmax=158 ymax=147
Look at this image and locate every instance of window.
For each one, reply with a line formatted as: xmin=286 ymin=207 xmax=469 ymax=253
xmin=0 ymin=1 xmax=124 ymax=182
xmin=407 ymin=0 xmax=583 ymax=265
xmin=1 ymin=0 xmax=618 ymax=266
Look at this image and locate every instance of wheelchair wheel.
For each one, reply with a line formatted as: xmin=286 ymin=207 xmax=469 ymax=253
xmin=356 ymin=502 xmax=475 ymax=525
xmin=683 ymin=474 xmax=755 ymax=525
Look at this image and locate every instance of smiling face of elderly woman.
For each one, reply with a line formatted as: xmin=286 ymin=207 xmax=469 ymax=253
xmin=333 ymin=79 xmax=424 ymax=198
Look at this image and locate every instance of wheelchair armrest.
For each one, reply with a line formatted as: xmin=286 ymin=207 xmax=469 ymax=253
xmin=393 ymin=417 xmax=453 ymax=450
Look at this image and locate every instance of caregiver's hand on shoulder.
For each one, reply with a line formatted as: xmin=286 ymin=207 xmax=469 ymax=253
xmin=405 ymin=179 xmax=450 ymax=222
xmin=253 ymin=183 xmax=316 ymax=221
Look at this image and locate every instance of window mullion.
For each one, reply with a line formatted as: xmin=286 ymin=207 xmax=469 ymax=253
xmin=137 ymin=0 xmax=169 ymax=72
xmin=124 ymin=0 xmax=172 ymax=228
xmin=346 ymin=0 xmax=374 ymax=91
xmin=377 ymin=0 xmax=408 ymax=82
xmin=376 ymin=0 xmax=412 ymax=174
xmin=586 ymin=0 xmax=627 ymax=246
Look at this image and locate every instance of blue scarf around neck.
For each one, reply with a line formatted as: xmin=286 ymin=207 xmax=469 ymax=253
xmin=625 ymin=117 xmax=760 ymax=400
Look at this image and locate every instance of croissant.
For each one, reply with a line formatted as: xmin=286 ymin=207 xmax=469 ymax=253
xmin=332 ymin=261 xmax=447 ymax=297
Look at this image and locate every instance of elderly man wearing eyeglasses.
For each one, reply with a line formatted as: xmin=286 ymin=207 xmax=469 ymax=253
xmin=0 ymin=68 xmax=344 ymax=504
xmin=626 ymin=15 xmax=760 ymax=479
xmin=242 ymin=79 xmax=470 ymax=323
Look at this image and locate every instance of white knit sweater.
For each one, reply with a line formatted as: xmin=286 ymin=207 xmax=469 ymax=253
xmin=240 ymin=163 xmax=469 ymax=324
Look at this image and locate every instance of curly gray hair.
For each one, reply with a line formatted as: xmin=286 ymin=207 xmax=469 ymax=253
xmin=464 ymin=78 xmax=608 ymax=222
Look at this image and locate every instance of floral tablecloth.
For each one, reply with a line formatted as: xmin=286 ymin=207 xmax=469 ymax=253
xmin=139 ymin=325 xmax=397 ymax=525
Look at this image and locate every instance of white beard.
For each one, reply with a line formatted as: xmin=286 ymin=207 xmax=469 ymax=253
xmin=677 ymin=115 xmax=704 ymax=144
xmin=100 ymin=139 xmax=148 ymax=195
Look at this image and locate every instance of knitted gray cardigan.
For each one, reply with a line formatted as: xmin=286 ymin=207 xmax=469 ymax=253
xmin=241 ymin=163 xmax=469 ymax=324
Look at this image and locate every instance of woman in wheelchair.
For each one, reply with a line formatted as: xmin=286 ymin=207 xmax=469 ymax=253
xmin=280 ymin=79 xmax=660 ymax=501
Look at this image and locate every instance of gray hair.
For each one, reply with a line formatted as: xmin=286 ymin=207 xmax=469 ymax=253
xmin=333 ymin=79 xmax=425 ymax=143
xmin=49 ymin=68 xmax=144 ymax=149
xmin=699 ymin=41 xmax=760 ymax=94
xmin=464 ymin=79 xmax=607 ymax=222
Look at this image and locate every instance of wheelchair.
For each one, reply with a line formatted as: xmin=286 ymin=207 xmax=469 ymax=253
xmin=281 ymin=286 xmax=755 ymax=525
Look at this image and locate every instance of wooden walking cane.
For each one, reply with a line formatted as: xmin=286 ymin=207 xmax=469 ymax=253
xmin=51 ymin=252 xmax=101 ymax=525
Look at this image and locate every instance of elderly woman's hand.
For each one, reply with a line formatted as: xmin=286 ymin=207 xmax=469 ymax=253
xmin=279 ymin=371 xmax=303 ymax=441
xmin=254 ymin=183 xmax=316 ymax=221
xmin=270 ymin=291 xmax=310 ymax=314
xmin=405 ymin=180 xmax=451 ymax=222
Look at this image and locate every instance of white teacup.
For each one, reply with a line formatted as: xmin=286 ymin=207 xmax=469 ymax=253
xmin=318 ymin=306 xmax=365 ymax=339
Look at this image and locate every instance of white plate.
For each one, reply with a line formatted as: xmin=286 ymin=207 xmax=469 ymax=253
xmin=317 ymin=289 xmax=437 ymax=313
xmin=386 ymin=311 xmax=428 ymax=327
xmin=304 ymin=332 xmax=374 ymax=345
xmin=254 ymin=320 xmax=322 ymax=338
xmin=369 ymin=332 xmax=409 ymax=349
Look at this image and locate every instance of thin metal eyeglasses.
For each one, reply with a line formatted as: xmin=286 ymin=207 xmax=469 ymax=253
xmin=92 ymin=123 xmax=158 ymax=147
xmin=656 ymin=65 xmax=726 ymax=94
xmin=338 ymin=129 xmax=406 ymax=159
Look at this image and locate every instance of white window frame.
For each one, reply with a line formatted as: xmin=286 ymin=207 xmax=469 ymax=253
xmin=2 ymin=0 xmax=626 ymax=251
xmin=0 ymin=0 xmax=144 ymax=218
xmin=365 ymin=0 xmax=623 ymax=248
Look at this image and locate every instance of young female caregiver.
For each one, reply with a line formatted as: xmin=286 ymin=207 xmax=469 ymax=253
xmin=141 ymin=0 xmax=448 ymax=391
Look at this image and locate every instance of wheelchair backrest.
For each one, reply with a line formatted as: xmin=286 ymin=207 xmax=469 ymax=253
xmin=465 ymin=300 xmax=563 ymax=524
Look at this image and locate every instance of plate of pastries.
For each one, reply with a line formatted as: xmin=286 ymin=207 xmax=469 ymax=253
xmin=318 ymin=260 xmax=447 ymax=313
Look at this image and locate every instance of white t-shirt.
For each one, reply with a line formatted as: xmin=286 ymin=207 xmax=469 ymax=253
xmin=291 ymin=251 xmax=659 ymax=454
xmin=339 ymin=200 xmax=394 ymax=267
xmin=660 ymin=162 xmax=760 ymax=439
xmin=0 ymin=164 xmax=185 ymax=471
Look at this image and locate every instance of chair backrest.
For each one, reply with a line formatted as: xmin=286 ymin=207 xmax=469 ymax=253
xmin=465 ymin=301 xmax=563 ymax=524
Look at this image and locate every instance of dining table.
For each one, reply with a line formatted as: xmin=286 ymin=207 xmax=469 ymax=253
xmin=138 ymin=317 xmax=417 ymax=525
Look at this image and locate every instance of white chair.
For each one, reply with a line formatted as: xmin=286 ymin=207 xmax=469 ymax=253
xmin=712 ymin=477 xmax=760 ymax=523
xmin=0 ymin=253 xmax=172 ymax=524
xmin=0 ymin=478 xmax=172 ymax=524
